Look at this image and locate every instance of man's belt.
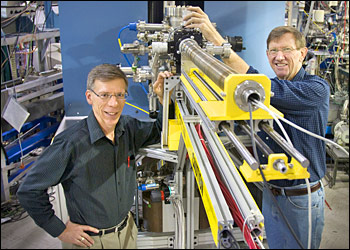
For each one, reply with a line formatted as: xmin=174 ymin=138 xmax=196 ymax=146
xmin=269 ymin=181 xmax=321 ymax=196
xmin=87 ymin=214 xmax=129 ymax=236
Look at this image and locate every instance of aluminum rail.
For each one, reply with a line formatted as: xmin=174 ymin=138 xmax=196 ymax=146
xmin=192 ymin=70 xmax=224 ymax=101
xmin=176 ymin=97 xmax=236 ymax=247
xmin=179 ymin=75 xmax=264 ymax=240
xmin=259 ymin=121 xmax=310 ymax=168
xmin=179 ymin=38 xmax=237 ymax=90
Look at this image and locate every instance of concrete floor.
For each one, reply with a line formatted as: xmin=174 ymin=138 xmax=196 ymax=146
xmin=1 ymin=170 xmax=349 ymax=249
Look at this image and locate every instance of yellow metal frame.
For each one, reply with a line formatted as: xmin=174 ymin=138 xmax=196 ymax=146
xmin=168 ymin=69 xmax=310 ymax=182
xmin=180 ymin=68 xmax=284 ymax=121
xmin=240 ymin=154 xmax=310 ymax=182
xmin=174 ymin=101 xmax=221 ymax=245
xmin=167 ymin=119 xmax=181 ymax=151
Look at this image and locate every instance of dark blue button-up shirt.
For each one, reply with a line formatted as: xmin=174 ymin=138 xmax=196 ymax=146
xmin=17 ymin=110 xmax=162 ymax=237
xmin=247 ymin=66 xmax=330 ymax=186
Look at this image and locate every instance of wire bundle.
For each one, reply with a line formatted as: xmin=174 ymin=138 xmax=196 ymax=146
xmin=1 ymin=198 xmax=28 ymax=223
xmin=195 ymin=124 xmax=259 ymax=249
xmin=171 ymin=197 xmax=185 ymax=249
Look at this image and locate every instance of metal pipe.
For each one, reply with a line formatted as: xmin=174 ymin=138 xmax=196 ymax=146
xmin=238 ymin=121 xmax=288 ymax=173
xmin=193 ymin=70 xmax=223 ymax=101
xmin=273 ymin=159 xmax=287 ymax=174
xmin=237 ymin=121 xmax=273 ymax=157
xmin=220 ymin=123 xmax=259 ymax=170
xmin=119 ymin=67 xmax=133 ymax=75
xmin=259 ymin=121 xmax=310 ymax=168
xmin=179 ymin=39 xmax=237 ymax=90
xmin=303 ymin=1 xmax=315 ymax=37
xmin=182 ymin=70 xmax=207 ymax=101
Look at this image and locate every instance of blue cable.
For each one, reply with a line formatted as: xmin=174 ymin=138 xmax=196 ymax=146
xmin=118 ymin=24 xmax=148 ymax=95
xmin=118 ymin=25 xmax=132 ymax=67
xmin=138 ymin=82 xmax=148 ymax=95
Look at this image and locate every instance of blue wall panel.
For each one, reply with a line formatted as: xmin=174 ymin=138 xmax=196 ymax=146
xmin=205 ymin=1 xmax=285 ymax=78
xmin=59 ymin=1 xmax=149 ymax=119
xmin=59 ymin=1 xmax=285 ymax=118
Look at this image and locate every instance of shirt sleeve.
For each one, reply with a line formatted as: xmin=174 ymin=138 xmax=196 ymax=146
xmin=270 ymin=76 xmax=330 ymax=115
xmin=246 ymin=66 xmax=329 ymax=115
xmin=132 ymin=104 xmax=163 ymax=152
xmin=16 ymin=137 xmax=73 ymax=237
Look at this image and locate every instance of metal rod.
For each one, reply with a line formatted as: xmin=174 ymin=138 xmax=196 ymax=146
xmin=237 ymin=121 xmax=273 ymax=157
xmin=259 ymin=121 xmax=310 ymax=168
xmin=220 ymin=123 xmax=259 ymax=170
xmin=179 ymin=39 xmax=237 ymax=90
xmin=192 ymin=70 xmax=223 ymax=101
xmin=182 ymin=70 xmax=207 ymax=101
xmin=239 ymin=121 xmax=288 ymax=173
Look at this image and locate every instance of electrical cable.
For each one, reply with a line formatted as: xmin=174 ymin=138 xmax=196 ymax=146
xmin=1 ymin=2 xmax=32 ymax=25
xmin=195 ymin=124 xmax=259 ymax=249
xmin=253 ymin=100 xmax=293 ymax=147
xmin=253 ymin=100 xmax=349 ymax=157
xmin=305 ymin=178 xmax=312 ymax=249
xmin=258 ymin=166 xmax=305 ymax=249
xmin=125 ymin=102 xmax=149 ymax=114
xmin=252 ymin=100 xmax=334 ymax=248
xmin=1 ymin=199 xmax=29 ymax=223
xmin=248 ymin=101 xmax=307 ymax=249
xmin=118 ymin=25 xmax=133 ymax=67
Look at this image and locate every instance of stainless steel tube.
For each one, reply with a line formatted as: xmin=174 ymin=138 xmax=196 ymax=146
xmin=179 ymin=38 xmax=237 ymax=90
xmin=237 ymin=121 xmax=274 ymax=157
xmin=259 ymin=121 xmax=310 ymax=168
xmin=238 ymin=121 xmax=288 ymax=173
xmin=220 ymin=123 xmax=259 ymax=170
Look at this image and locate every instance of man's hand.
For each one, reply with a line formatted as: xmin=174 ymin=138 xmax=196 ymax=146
xmin=183 ymin=6 xmax=226 ymax=46
xmin=58 ymin=220 xmax=99 ymax=247
xmin=153 ymin=71 xmax=173 ymax=105
xmin=183 ymin=6 xmax=249 ymax=74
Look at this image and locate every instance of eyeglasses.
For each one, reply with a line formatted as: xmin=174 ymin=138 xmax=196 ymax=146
xmin=89 ymin=89 xmax=128 ymax=100
xmin=267 ymin=47 xmax=298 ymax=56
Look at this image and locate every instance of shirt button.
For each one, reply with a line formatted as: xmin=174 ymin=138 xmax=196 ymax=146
xmin=118 ymin=181 xmax=121 ymax=185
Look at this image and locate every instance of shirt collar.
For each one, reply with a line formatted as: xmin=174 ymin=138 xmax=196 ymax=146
xmin=291 ymin=67 xmax=306 ymax=81
xmin=87 ymin=111 xmax=125 ymax=144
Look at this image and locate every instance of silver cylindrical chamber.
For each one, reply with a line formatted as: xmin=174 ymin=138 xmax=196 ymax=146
xmin=234 ymin=80 xmax=266 ymax=112
xmin=179 ymin=38 xmax=236 ymax=90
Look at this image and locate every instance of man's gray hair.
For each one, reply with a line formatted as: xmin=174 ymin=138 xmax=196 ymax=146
xmin=87 ymin=64 xmax=128 ymax=90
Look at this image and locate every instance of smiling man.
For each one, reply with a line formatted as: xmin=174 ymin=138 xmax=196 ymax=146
xmin=17 ymin=64 xmax=172 ymax=249
xmin=184 ymin=7 xmax=330 ymax=249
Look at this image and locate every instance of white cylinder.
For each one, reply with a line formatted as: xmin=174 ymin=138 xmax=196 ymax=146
xmin=313 ymin=10 xmax=325 ymax=23
xmin=151 ymin=42 xmax=168 ymax=54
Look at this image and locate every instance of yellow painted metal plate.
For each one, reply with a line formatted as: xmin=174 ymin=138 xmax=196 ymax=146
xmin=174 ymin=101 xmax=220 ymax=246
xmin=167 ymin=119 xmax=181 ymax=151
xmin=240 ymin=154 xmax=310 ymax=182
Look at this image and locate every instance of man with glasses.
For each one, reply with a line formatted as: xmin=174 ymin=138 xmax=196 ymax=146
xmin=184 ymin=6 xmax=329 ymax=249
xmin=17 ymin=64 xmax=172 ymax=248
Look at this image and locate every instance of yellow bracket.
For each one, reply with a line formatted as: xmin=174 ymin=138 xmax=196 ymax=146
xmin=167 ymin=119 xmax=181 ymax=151
xmin=180 ymin=68 xmax=284 ymax=121
xmin=240 ymin=153 xmax=310 ymax=182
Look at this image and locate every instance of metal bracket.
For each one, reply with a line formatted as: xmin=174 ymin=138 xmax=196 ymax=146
xmin=161 ymin=75 xmax=181 ymax=149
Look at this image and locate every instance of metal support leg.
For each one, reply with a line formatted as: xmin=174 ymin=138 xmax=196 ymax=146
xmin=186 ymin=160 xmax=195 ymax=249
